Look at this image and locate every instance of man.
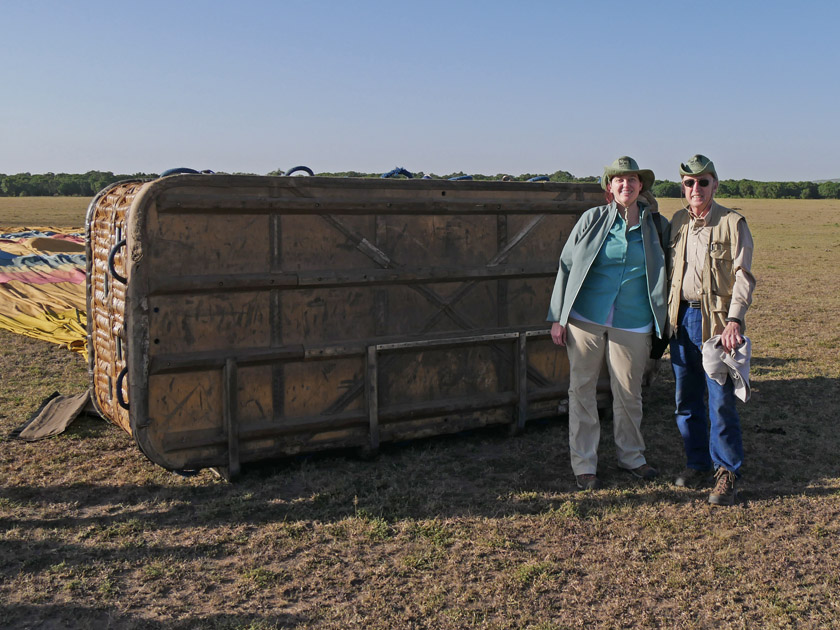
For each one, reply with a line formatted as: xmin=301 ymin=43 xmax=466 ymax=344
xmin=667 ymin=155 xmax=755 ymax=505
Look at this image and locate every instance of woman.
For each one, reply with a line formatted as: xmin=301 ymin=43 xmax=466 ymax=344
xmin=547 ymin=156 xmax=668 ymax=490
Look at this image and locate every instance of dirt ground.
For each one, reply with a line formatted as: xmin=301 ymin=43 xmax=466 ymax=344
xmin=1 ymin=197 xmax=839 ymax=629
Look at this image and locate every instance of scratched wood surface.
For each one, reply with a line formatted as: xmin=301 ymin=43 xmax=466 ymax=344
xmin=87 ymin=175 xmax=605 ymax=474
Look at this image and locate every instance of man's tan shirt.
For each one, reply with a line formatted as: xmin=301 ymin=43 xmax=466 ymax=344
xmin=680 ymin=202 xmax=756 ymax=323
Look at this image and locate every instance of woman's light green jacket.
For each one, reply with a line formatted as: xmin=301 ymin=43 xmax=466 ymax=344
xmin=546 ymin=200 xmax=669 ymax=338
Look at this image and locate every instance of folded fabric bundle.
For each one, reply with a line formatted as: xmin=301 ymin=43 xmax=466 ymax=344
xmin=701 ymin=334 xmax=751 ymax=402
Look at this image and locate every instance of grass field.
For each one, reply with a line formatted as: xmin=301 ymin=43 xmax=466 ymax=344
xmin=1 ymin=196 xmax=839 ymax=629
xmin=0 ymin=196 xmax=90 ymax=228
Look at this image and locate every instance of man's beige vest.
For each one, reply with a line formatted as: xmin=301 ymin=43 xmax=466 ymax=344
xmin=667 ymin=203 xmax=745 ymax=342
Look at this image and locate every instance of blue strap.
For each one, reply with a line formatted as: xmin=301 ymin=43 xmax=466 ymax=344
xmin=161 ymin=167 xmax=200 ymax=177
xmin=286 ymin=166 xmax=314 ymax=176
xmin=381 ymin=167 xmax=413 ymax=179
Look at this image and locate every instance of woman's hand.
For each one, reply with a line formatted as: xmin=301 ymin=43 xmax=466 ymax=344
xmin=550 ymin=322 xmax=567 ymax=346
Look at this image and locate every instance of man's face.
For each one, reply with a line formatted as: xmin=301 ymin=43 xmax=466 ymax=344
xmin=609 ymin=174 xmax=642 ymax=208
xmin=682 ymin=173 xmax=718 ymax=215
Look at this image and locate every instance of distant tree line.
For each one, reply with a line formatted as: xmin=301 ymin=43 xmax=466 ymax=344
xmin=0 ymin=171 xmax=159 ymax=197
xmin=651 ymin=179 xmax=840 ymax=199
xmin=2 ymin=170 xmax=838 ymax=199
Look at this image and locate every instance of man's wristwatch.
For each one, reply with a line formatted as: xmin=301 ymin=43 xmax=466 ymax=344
xmin=725 ymin=317 xmax=743 ymax=327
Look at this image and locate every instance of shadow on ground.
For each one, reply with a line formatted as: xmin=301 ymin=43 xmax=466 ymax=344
xmin=2 ymin=356 xmax=837 ymax=527
xmin=0 ymin=604 xmax=301 ymax=630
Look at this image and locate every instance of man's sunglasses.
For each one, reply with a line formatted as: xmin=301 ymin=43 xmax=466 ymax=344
xmin=683 ymin=178 xmax=712 ymax=188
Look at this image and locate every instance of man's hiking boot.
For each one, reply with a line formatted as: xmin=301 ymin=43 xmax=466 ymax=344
xmin=576 ymin=474 xmax=602 ymax=491
xmin=709 ymin=468 xmax=737 ymax=506
xmin=675 ymin=467 xmax=712 ymax=488
xmin=619 ymin=463 xmax=659 ymax=480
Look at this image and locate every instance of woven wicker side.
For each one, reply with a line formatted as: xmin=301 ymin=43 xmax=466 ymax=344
xmin=86 ymin=180 xmax=147 ymax=435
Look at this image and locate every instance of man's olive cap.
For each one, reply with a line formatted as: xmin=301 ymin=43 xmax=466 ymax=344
xmin=679 ymin=154 xmax=717 ymax=179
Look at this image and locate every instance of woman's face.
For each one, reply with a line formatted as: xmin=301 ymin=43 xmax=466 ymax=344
xmin=609 ymin=174 xmax=642 ymax=208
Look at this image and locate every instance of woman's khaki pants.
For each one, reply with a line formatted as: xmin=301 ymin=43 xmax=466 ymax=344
xmin=566 ymin=318 xmax=651 ymax=476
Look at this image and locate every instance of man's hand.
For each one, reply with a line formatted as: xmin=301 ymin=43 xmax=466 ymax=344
xmin=720 ymin=320 xmax=743 ymax=352
xmin=550 ymin=322 xmax=567 ymax=346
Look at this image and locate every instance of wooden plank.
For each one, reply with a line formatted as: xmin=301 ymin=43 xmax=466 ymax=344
xmin=379 ymin=391 xmax=517 ymax=422
xmin=155 ymin=194 xmax=595 ymax=216
xmin=365 ymin=346 xmax=380 ymax=451
xmin=146 ymin=264 xmax=558 ymax=295
xmin=223 ymin=358 xmax=240 ymax=479
xmin=149 ymin=345 xmax=306 ymax=374
xmin=516 ymin=334 xmax=528 ymax=430
xmin=159 ymin=390 xmax=525 ymax=455
xmin=375 ymin=331 xmax=519 ymax=352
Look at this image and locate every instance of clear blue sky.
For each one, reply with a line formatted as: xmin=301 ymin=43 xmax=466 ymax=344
xmin=2 ymin=0 xmax=837 ymax=182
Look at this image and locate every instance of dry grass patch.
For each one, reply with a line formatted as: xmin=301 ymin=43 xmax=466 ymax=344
xmin=0 ymin=196 xmax=89 ymax=228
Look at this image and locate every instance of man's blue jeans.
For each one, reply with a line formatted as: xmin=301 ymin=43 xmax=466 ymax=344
xmin=670 ymin=303 xmax=743 ymax=475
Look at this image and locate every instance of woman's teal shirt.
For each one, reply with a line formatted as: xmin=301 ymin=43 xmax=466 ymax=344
xmin=572 ymin=214 xmax=651 ymax=329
